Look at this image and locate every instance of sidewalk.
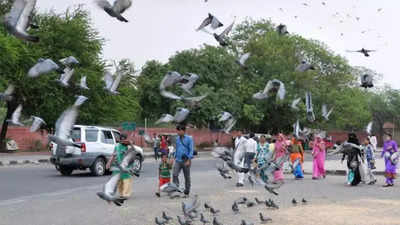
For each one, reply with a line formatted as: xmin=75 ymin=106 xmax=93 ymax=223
xmin=302 ymin=159 xmax=386 ymax=176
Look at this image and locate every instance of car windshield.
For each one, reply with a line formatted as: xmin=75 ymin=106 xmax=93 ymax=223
xmin=85 ymin=129 xmax=98 ymax=142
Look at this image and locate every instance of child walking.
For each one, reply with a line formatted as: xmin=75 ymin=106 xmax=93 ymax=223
xmin=363 ymin=138 xmax=377 ymax=185
xmin=155 ymin=152 xmax=173 ymax=197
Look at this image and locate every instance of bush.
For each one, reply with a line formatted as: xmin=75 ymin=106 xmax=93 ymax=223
xmin=197 ymin=141 xmax=213 ymax=149
xmin=29 ymin=140 xmax=44 ymax=152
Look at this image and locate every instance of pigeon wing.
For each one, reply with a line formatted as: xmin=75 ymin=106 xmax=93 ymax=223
xmin=11 ymin=104 xmax=23 ymax=123
xmin=291 ymin=98 xmax=301 ymax=110
xmin=95 ymin=0 xmax=112 ymax=10
xmin=276 ymin=80 xmax=286 ymax=100
xmin=15 ymin=0 xmax=36 ymax=32
xmin=219 ymin=20 xmax=235 ymax=37
xmin=4 ymin=0 xmax=26 ymax=28
xmin=55 ymin=107 xmax=78 ymax=141
xmin=104 ymin=172 xmax=120 ymax=196
xmin=110 ymin=71 xmax=123 ymax=92
xmin=28 ymin=59 xmax=60 ymax=78
xmin=103 ymin=71 xmax=114 ymax=89
xmin=238 ymin=53 xmax=251 ymax=66
xmin=4 ymin=85 xmax=15 ymax=96
xmin=160 ymin=90 xmax=182 ymax=100
xmin=113 ymin=0 xmax=132 ymax=14
xmin=174 ymin=108 xmax=190 ymax=123
xmin=366 ymin=122 xmax=373 ymax=134
xmin=155 ymin=114 xmax=174 ymax=124
xmin=196 ymin=14 xmax=212 ymax=31
xmin=210 ymin=15 xmax=223 ymax=29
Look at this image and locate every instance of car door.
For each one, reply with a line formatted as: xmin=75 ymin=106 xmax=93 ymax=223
xmin=84 ymin=128 xmax=102 ymax=154
xmin=99 ymin=129 xmax=116 ymax=156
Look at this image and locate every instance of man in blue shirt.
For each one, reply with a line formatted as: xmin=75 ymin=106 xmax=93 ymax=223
xmin=172 ymin=124 xmax=194 ymax=197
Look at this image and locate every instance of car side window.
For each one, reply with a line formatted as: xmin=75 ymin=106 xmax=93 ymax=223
xmin=112 ymin=131 xmax=121 ymax=143
xmin=101 ymin=130 xmax=114 ymax=144
xmin=85 ymin=129 xmax=99 ymax=142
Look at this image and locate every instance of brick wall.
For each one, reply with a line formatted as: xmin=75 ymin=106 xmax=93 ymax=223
xmin=4 ymin=126 xmax=48 ymax=151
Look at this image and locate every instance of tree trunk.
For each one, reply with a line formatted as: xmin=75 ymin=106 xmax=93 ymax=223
xmin=0 ymin=101 xmax=18 ymax=152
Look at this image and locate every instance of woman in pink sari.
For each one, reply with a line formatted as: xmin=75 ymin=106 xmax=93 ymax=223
xmin=312 ymin=135 xmax=326 ymax=179
xmin=273 ymin=134 xmax=288 ymax=183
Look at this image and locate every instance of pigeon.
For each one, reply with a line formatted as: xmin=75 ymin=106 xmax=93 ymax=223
xmin=209 ymin=207 xmax=220 ymax=216
xmin=143 ymin=133 xmax=154 ymax=144
xmin=182 ymin=195 xmax=200 ymax=216
xmin=103 ymin=70 xmax=114 ymax=90
xmin=268 ymin=199 xmax=279 ymax=209
xmin=161 ymin=182 xmax=183 ymax=195
xmin=117 ymin=147 xmax=140 ymax=177
xmin=160 ymin=89 xmax=183 ymax=100
xmin=218 ymin=112 xmax=233 ymax=122
xmin=183 ymin=95 xmax=208 ymax=108
xmin=79 ymin=76 xmax=90 ymax=90
xmin=179 ymin=73 xmax=200 ymax=95
xmin=96 ymin=0 xmax=132 ymax=22
xmin=361 ymin=74 xmax=373 ymax=88
xmin=57 ymin=67 xmax=75 ymax=87
xmin=276 ymin=24 xmax=289 ymax=35
xmin=160 ymin=71 xmax=185 ymax=90
xmin=7 ymin=104 xmax=23 ymax=126
xmin=246 ymin=201 xmax=256 ymax=208
xmin=3 ymin=0 xmax=39 ymax=42
xmin=259 ymin=213 xmax=272 ymax=223
xmin=74 ymin=95 xmax=88 ymax=107
xmin=346 ymin=48 xmax=376 ymax=57
xmin=30 ymin=116 xmax=45 ymax=132
xmin=219 ymin=170 xmax=232 ymax=179
xmin=366 ymin=121 xmax=373 ymax=135
xmin=322 ymin=104 xmax=334 ymax=120
xmin=291 ymin=98 xmax=302 ymax=110
xmin=0 ymin=85 xmax=15 ymax=101
xmin=255 ymin=197 xmax=265 ymax=205
xmin=200 ymin=213 xmax=210 ymax=224
xmin=155 ymin=217 xmax=167 ymax=225
xmin=177 ymin=215 xmax=191 ymax=225
xmin=59 ymin=56 xmax=79 ymax=67
xmin=253 ymin=79 xmax=285 ymax=101
xmin=174 ymin=107 xmax=190 ymax=123
xmin=296 ymin=61 xmax=315 ymax=72
xmin=292 ymin=198 xmax=297 ymax=205
xmin=96 ymin=173 xmax=124 ymax=206
xmin=302 ymin=198 xmax=307 ymax=204
xmin=104 ymin=69 xmax=123 ymax=95
xmin=305 ymin=92 xmax=315 ymax=122
xmin=293 ymin=120 xmax=301 ymax=138
xmin=204 ymin=202 xmax=212 ymax=210
xmin=223 ymin=118 xmax=236 ymax=134
xmin=232 ymin=201 xmax=239 ymax=214
xmin=162 ymin=211 xmax=173 ymax=222
xmin=213 ymin=20 xmax=234 ymax=47
xmin=236 ymin=53 xmax=251 ymax=68
xmin=235 ymin=197 xmax=248 ymax=204
xmin=187 ymin=210 xmax=199 ymax=220
xmin=212 ymin=217 xmax=223 ymax=225
xmin=196 ymin=13 xmax=223 ymax=31
xmin=155 ymin=114 xmax=174 ymax=124
xmin=241 ymin=220 xmax=254 ymax=225
xmin=48 ymin=100 xmax=85 ymax=148
xmin=28 ymin=58 xmax=60 ymax=78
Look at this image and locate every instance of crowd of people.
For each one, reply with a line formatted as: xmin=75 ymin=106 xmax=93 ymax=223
xmin=105 ymin=126 xmax=398 ymax=204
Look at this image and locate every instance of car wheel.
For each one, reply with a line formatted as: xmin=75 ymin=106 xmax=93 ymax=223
xmin=91 ymin=157 xmax=106 ymax=176
xmin=132 ymin=156 xmax=142 ymax=171
xmin=59 ymin=166 xmax=73 ymax=176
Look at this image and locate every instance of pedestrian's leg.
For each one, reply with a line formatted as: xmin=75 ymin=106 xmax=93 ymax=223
xmin=173 ymin=162 xmax=182 ymax=187
xmin=118 ymin=180 xmax=123 ymax=196
xmin=122 ymin=178 xmax=132 ymax=198
xmin=238 ymin=172 xmax=245 ymax=185
xmin=312 ymin=157 xmax=319 ymax=179
xmin=182 ymin=164 xmax=191 ymax=195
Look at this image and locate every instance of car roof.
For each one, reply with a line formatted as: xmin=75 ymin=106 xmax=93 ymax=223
xmin=73 ymin=125 xmax=120 ymax=133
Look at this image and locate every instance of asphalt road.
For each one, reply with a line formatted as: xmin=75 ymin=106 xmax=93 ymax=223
xmin=0 ymin=156 xmax=399 ymax=225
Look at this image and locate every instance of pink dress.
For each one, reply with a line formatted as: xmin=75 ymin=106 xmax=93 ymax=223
xmin=312 ymin=141 xmax=326 ymax=178
xmin=273 ymin=140 xmax=287 ymax=182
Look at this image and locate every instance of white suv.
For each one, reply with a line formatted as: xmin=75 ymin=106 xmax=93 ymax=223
xmin=50 ymin=125 xmax=144 ymax=176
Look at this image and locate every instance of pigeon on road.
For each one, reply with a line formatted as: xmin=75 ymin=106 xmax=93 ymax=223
xmin=232 ymin=201 xmax=239 ymax=214
xmin=259 ymin=213 xmax=272 ymax=223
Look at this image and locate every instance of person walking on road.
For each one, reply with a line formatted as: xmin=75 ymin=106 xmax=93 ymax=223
xmin=172 ymin=124 xmax=194 ymax=197
xmin=153 ymin=133 xmax=160 ymax=161
xmin=238 ymin=133 xmax=257 ymax=186
xmin=362 ymin=138 xmax=377 ymax=185
xmin=234 ymin=130 xmax=248 ymax=187
xmin=155 ymin=152 xmax=173 ymax=197
xmin=382 ymin=133 xmax=398 ymax=187
xmin=256 ymin=135 xmax=271 ymax=182
xmin=312 ymin=134 xmax=326 ymax=180
xmin=273 ymin=133 xmax=288 ymax=184
xmin=290 ymin=137 xmax=304 ymax=179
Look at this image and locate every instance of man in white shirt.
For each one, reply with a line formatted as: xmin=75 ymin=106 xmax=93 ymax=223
xmin=369 ymin=135 xmax=378 ymax=152
xmin=234 ymin=130 xmax=248 ymax=187
xmin=237 ymin=133 xmax=258 ymax=187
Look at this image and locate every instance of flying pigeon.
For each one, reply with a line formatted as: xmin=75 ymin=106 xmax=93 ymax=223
xmin=0 ymin=85 xmax=15 ymax=102
xmin=155 ymin=114 xmax=174 ymax=124
xmin=96 ymin=0 xmax=132 ymax=22
xmin=213 ymin=20 xmax=234 ymax=47
xmin=96 ymin=173 xmax=124 ymax=206
xmin=259 ymin=213 xmax=272 ymax=223
xmin=160 ymin=89 xmax=183 ymax=100
xmin=3 ymin=0 xmax=39 ymax=42
xmin=59 ymin=56 xmax=79 ymax=67
xmin=48 ymin=98 xmax=86 ymax=148
xmin=103 ymin=69 xmax=123 ymax=95
xmin=179 ymin=73 xmax=200 ymax=95
xmin=57 ymin=67 xmax=75 ymax=87
xmin=276 ymin=24 xmax=289 ymax=35
xmin=74 ymin=95 xmax=88 ymax=107
xmin=366 ymin=122 xmax=373 ymax=135
xmin=291 ymin=98 xmax=302 ymax=110
xmin=361 ymin=74 xmax=373 ymax=88
xmin=183 ymin=95 xmax=208 ymax=108
xmin=305 ymin=92 xmax=315 ymax=122
xmin=174 ymin=107 xmax=190 ymax=123
xmin=253 ymin=79 xmax=285 ymax=101
xmin=79 ymin=76 xmax=90 ymax=90
xmin=28 ymin=58 xmax=60 ymax=78
xmin=117 ymin=147 xmax=140 ymax=177
xmin=30 ymin=116 xmax=45 ymax=132
xmin=346 ymin=48 xmax=376 ymax=57
xmin=236 ymin=53 xmax=251 ymax=68
xmin=296 ymin=61 xmax=315 ymax=72
xmin=7 ymin=104 xmax=23 ymax=126
xmin=160 ymin=71 xmax=184 ymax=90
xmin=196 ymin=13 xmax=223 ymax=31
xmin=322 ymin=104 xmax=334 ymax=120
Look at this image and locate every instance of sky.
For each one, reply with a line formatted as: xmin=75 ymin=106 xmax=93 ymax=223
xmin=36 ymin=0 xmax=399 ymax=89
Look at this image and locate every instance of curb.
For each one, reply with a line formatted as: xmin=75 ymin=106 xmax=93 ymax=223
xmin=0 ymin=158 xmax=50 ymax=167
xmin=287 ymin=169 xmax=385 ymax=176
